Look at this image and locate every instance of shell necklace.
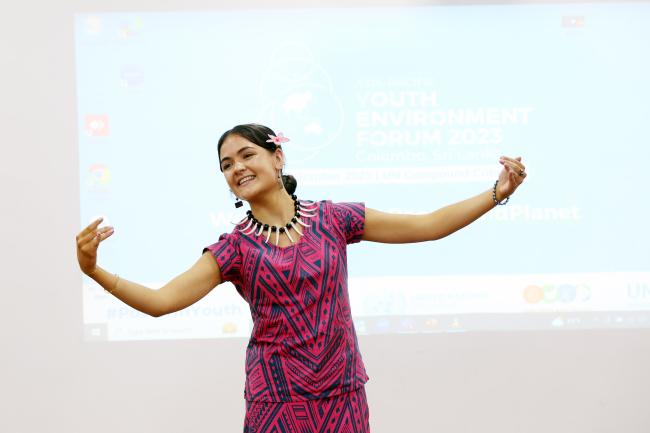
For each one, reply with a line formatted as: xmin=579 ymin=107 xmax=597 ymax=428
xmin=237 ymin=195 xmax=318 ymax=244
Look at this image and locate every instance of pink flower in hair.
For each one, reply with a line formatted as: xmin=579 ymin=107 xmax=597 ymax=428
xmin=266 ymin=132 xmax=290 ymax=145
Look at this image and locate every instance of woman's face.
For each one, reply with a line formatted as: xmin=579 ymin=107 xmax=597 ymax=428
xmin=219 ymin=134 xmax=284 ymax=201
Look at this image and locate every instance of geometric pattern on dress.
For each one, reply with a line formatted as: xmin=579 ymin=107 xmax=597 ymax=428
xmin=244 ymin=385 xmax=371 ymax=433
xmin=204 ymin=201 xmax=369 ymax=403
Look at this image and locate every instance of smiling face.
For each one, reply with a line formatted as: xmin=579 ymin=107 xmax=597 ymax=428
xmin=219 ymin=133 xmax=284 ymax=201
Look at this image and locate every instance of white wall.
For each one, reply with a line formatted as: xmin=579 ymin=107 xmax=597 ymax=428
xmin=2 ymin=1 xmax=649 ymax=432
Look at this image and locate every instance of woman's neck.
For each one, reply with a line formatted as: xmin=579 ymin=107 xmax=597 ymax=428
xmin=248 ymin=188 xmax=295 ymax=227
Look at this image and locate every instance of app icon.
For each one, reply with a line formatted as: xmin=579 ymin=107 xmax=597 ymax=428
xmin=223 ymin=322 xmax=238 ymax=334
xmin=118 ymin=17 xmax=144 ymax=40
xmin=400 ymin=317 xmax=416 ymax=332
xmin=562 ymin=16 xmax=585 ymax=28
xmin=84 ymin=16 xmax=102 ymax=35
xmin=88 ymin=164 xmax=110 ymax=186
xmin=85 ymin=115 xmax=109 ymax=136
xmin=374 ymin=318 xmax=391 ymax=332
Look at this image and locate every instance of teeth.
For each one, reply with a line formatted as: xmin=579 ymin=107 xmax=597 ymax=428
xmin=238 ymin=176 xmax=255 ymax=185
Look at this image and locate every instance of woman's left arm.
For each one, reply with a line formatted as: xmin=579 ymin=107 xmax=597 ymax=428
xmin=362 ymin=156 xmax=527 ymax=243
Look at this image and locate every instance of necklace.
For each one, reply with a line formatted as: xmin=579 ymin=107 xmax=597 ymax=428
xmin=237 ymin=195 xmax=318 ymax=244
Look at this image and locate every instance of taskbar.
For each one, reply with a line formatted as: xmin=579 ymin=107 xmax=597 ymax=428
xmin=351 ymin=311 xmax=650 ymax=335
xmin=83 ymin=311 xmax=650 ymax=342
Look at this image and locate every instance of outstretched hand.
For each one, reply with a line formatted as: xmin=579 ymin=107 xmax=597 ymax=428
xmin=496 ymin=156 xmax=527 ymax=201
xmin=76 ymin=217 xmax=114 ymax=276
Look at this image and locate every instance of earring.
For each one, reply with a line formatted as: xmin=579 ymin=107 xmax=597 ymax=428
xmin=230 ymin=190 xmax=243 ymax=208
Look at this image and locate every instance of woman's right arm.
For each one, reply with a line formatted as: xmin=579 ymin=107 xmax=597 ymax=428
xmin=77 ymin=218 xmax=223 ymax=318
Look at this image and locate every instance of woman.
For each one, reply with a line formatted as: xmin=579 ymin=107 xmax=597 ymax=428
xmin=76 ymin=123 xmax=527 ymax=432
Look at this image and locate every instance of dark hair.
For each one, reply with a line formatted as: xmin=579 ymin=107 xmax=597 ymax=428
xmin=217 ymin=123 xmax=297 ymax=195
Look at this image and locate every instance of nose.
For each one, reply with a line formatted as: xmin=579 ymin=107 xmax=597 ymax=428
xmin=233 ymin=160 xmax=245 ymax=171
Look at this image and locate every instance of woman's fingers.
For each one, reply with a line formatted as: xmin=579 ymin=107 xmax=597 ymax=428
xmin=93 ymin=226 xmax=114 ymax=243
xmin=86 ymin=229 xmax=113 ymax=253
xmin=499 ymin=156 xmax=526 ymax=175
xmin=94 ymin=226 xmax=114 ymax=244
xmin=76 ymin=218 xmax=104 ymax=247
xmin=500 ymin=160 xmax=520 ymax=173
xmin=500 ymin=156 xmax=525 ymax=169
xmin=506 ymin=163 xmax=527 ymax=184
xmin=75 ymin=218 xmax=114 ymax=275
xmin=77 ymin=218 xmax=103 ymax=240
xmin=78 ymin=228 xmax=99 ymax=246
xmin=499 ymin=158 xmax=527 ymax=190
xmin=500 ymin=156 xmax=523 ymax=167
xmin=78 ymin=225 xmax=114 ymax=250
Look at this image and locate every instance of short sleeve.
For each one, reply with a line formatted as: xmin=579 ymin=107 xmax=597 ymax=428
xmin=329 ymin=201 xmax=365 ymax=245
xmin=202 ymin=232 xmax=242 ymax=283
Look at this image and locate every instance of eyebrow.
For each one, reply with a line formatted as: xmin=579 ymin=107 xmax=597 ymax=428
xmin=220 ymin=146 xmax=255 ymax=164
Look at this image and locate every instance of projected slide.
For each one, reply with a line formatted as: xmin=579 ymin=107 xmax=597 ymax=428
xmin=76 ymin=3 xmax=650 ymax=341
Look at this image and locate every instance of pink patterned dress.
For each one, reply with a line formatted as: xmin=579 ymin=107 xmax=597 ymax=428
xmin=203 ymin=200 xmax=370 ymax=432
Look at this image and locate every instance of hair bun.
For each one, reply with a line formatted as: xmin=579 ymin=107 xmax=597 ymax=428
xmin=281 ymin=174 xmax=297 ymax=195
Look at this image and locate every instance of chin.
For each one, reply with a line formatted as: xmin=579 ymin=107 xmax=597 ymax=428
xmin=235 ymin=185 xmax=261 ymax=202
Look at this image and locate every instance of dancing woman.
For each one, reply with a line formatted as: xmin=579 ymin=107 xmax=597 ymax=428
xmin=76 ymin=123 xmax=527 ymax=432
